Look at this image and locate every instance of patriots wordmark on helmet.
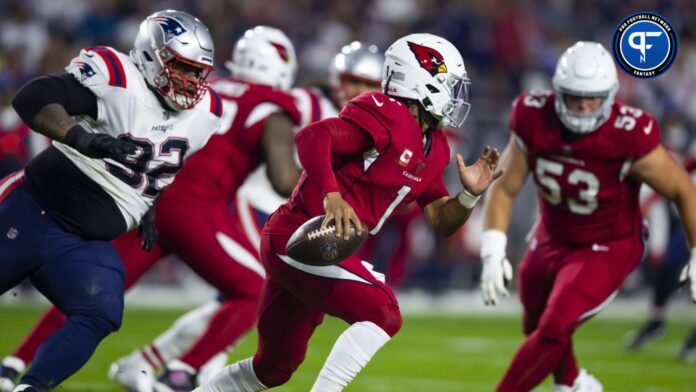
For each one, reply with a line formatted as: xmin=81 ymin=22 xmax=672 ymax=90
xmin=152 ymin=16 xmax=188 ymax=43
xmin=407 ymin=41 xmax=447 ymax=76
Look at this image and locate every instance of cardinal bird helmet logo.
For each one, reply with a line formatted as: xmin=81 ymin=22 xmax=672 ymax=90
xmin=408 ymin=41 xmax=447 ymax=76
xmin=270 ymin=42 xmax=291 ymax=63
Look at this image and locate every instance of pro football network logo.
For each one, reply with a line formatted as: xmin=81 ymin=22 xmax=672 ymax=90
xmin=152 ymin=15 xmax=188 ymax=43
xmin=408 ymin=42 xmax=447 ymax=76
xmin=612 ymin=12 xmax=677 ymax=78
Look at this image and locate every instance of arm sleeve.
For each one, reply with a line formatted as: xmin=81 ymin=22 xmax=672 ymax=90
xmin=417 ymin=176 xmax=450 ymax=209
xmin=12 ymin=74 xmax=98 ymax=127
xmin=295 ymin=117 xmax=374 ymax=195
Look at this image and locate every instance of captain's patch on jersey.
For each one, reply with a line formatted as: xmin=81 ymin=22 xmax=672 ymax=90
xmin=398 ymin=149 xmax=413 ymax=167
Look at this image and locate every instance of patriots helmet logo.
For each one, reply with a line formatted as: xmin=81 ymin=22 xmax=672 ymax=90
xmin=408 ymin=41 xmax=447 ymax=76
xmin=270 ymin=42 xmax=290 ymax=63
xmin=152 ymin=16 xmax=188 ymax=43
xmin=75 ymin=61 xmax=96 ymax=78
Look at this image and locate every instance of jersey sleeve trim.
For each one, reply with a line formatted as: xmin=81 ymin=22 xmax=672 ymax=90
xmin=512 ymin=132 xmax=528 ymax=155
xmin=308 ymin=89 xmax=321 ymax=123
xmin=208 ymin=86 xmax=222 ymax=117
xmin=87 ymin=46 xmax=127 ymax=88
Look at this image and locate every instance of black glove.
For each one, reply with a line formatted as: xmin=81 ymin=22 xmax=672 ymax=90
xmin=64 ymin=125 xmax=137 ymax=164
xmin=136 ymin=205 xmax=158 ymax=251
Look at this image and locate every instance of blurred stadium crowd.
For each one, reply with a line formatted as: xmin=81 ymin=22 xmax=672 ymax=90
xmin=2 ymin=0 xmax=696 ymax=293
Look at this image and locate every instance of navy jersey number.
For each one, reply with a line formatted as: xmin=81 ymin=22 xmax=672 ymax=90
xmin=106 ymin=135 xmax=189 ymax=198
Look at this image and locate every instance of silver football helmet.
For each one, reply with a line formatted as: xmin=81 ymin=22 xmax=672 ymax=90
xmin=329 ymin=41 xmax=383 ymax=88
xmin=131 ymin=10 xmax=215 ymax=110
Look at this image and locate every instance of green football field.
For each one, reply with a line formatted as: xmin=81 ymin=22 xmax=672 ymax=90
xmin=0 ymin=304 xmax=695 ymax=391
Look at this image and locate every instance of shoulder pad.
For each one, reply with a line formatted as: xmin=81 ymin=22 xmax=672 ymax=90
xmin=207 ymin=86 xmax=223 ymax=118
xmin=66 ymin=46 xmax=129 ymax=89
xmin=509 ymin=91 xmax=553 ymax=144
xmin=339 ymin=92 xmax=414 ymax=151
xmin=611 ymin=102 xmax=661 ymax=157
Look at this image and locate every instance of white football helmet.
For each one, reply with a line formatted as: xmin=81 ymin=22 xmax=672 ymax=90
xmin=225 ymin=26 xmax=296 ymax=90
xmin=131 ymin=10 xmax=215 ymax=111
xmin=382 ymin=33 xmax=470 ymax=128
xmin=329 ymin=41 xmax=383 ymax=88
xmin=552 ymin=41 xmax=619 ymax=134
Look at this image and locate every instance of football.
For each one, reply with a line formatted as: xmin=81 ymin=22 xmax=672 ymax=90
xmin=286 ymin=215 xmax=368 ymax=266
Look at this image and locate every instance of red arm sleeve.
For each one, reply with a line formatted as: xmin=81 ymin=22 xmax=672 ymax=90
xmin=295 ymin=117 xmax=374 ymax=196
xmin=416 ymin=176 xmax=450 ymax=209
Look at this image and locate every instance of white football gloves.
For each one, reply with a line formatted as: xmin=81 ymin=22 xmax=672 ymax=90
xmin=680 ymin=248 xmax=696 ymax=303
xmin=480 ymin=230 xmax=514 ymax=306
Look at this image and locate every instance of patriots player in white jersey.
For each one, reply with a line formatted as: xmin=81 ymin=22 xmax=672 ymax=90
xmin=103 ymin=41 xmax=384 ymax=390
xmin=0 ymin=10 xmax=221 ymax=392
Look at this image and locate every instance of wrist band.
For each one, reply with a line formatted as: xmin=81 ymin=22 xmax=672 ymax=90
xmin=457 ymin=189 xmax=481 ymax=209
xmin=63 ymin=124 xmax=88 ymax=148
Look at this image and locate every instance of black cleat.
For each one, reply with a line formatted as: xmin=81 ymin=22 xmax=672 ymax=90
xmin=624 ymin=319 xmax=665 ymax=350
xmin=0 ymin=364 xmax=21 ymax=392
xmin=679 ymin=327 xmax=696 ymax=362
xmin=154 ymin=367 xmax=197 ymax=392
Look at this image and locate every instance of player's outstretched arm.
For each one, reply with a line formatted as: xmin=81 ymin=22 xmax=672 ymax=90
xmin=295 ymin=117 xmax=372 ymax=238
xmin=422 ymin=145 xmax=503 ymax=238
xmin=630 ymin=145 xmax=696 ymax=302
xmin=12 ymin=74 xmax=136 ymax=163
xmin=479 ymin=134 xmax=529 ymax=305
xmin=262 ymin=112 xmax=301 ymax=197
xmin=482 ymin=135 xmax=528 ymax=234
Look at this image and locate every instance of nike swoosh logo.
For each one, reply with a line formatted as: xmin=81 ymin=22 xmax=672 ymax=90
xmin=591 ymin=243 xmax=610 ymax=252
xmin=643 ymin=120 xmax=653 ymax=135
xmin=371 ymin=95 xmax=384 ymax=107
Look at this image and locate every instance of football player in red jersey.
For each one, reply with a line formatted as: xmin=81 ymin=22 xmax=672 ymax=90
xmin=480 ymin=41 xmax=696 ymax=391
xmin=55 ymin=41 xmax=386 ymax=392
xmin=195 ymin=33 xmax=502 ymax=392
xmin=0 ymin=26 xmax=301 ymax=392
xmin=98 ymin=41 xmax=387 ymax=390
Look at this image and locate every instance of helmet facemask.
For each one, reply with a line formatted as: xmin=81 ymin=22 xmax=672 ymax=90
xmin=382 ymin=34 xmax=471 ymax=130
xmin=132 ymin=10 xmax=215 ymax=111
xmin=554 ymin=85 xmax=617 ymax=134
xmin=419 ymin=72 xmax=471 ymax=128
xmin=551 ymin=41 xmax=619 ymax=134
xmin=155 ymin=46 xmax=212 ymax=111
xmin=436 ymin=73 xmax=471 ymax=128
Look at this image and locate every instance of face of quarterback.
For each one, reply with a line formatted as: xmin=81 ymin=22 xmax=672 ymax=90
xmin=563 ymin=94 xmax=604 ymax=114
xmin=337 ymin=74 xmax=381 ymax=105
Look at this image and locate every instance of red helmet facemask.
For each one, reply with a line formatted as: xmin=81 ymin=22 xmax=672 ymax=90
xmin=156 ymin=46 xmax=213 ymax=110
